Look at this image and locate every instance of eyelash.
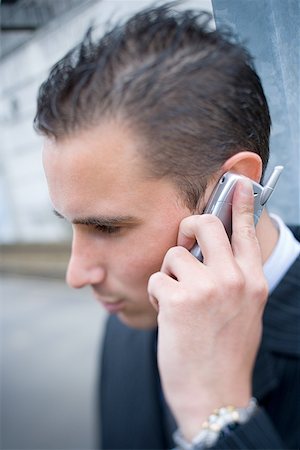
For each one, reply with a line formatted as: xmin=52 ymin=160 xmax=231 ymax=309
xmin=94 ymin=224 xmax=121 ymax=234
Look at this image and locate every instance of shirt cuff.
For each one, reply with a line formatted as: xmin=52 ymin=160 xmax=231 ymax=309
xmin=205 ymin=407 xmax=285 ymax=449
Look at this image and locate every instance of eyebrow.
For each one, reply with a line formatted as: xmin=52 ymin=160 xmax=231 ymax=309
xmin=53 ymin=209 xmax=140 ymax=227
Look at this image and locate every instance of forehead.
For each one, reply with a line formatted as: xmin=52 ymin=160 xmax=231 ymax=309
xmin=42 ymin=121 xmax=181 ymax=219
xmin=44 ymin=120 xmax=145 ymax=176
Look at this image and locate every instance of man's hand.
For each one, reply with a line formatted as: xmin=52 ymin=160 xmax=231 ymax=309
xmin=147 ymin=179 xmax=268 ymax=441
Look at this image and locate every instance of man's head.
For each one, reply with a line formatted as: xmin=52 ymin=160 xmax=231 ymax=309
xmin=35 ymin=3 xmax=270 ymax=210
xmin=36 ymin=4 xmax=271 ymax=328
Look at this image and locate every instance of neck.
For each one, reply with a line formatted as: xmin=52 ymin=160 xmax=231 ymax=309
xmin=256 ymin=209 xmax=279 ymax=264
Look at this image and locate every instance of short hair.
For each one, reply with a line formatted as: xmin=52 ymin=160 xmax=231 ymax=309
xmin=34 ymin=3 xmax=271 ymax=210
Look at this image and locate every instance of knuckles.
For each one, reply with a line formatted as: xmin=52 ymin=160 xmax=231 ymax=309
xmin=164 ymin=245 xmax=189 ymax=262
xmin=233 ymin=223 xmax=257 ymax=242
xmin=148 ymin=271 xmax=165 ymax=290
xmin=251 ymin=277 xmax=269 ymax=304
xmin=221 ymin=269 xmax=268 ymax=302
xmin=148 ymin=241 xmax=268 ymax=316
xmin=189 ymin=213 xmax=224 ymax=230
xmin=222 ymin=269 xmax=245 ymax=293
xmin=180 ymin=214 xmax=225 ymax=235
xmin=200 ymin=214 xmax=224 ymax=227
xmin=166 ymin=245 xmax=188 ymax=258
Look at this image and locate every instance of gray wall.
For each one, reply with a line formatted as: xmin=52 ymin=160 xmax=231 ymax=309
xmin=212 ymin=0 xmax=300 ymax=223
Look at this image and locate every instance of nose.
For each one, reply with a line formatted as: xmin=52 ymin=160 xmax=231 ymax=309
xmin=66 ymin=233 xmax=106 ymax=289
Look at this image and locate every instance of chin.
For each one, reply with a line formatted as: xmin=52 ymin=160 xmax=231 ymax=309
xmin=117 ymin=310 xmax=158 ymax=330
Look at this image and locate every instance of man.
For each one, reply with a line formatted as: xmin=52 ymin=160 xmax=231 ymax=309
xmin=34 ymin=4 xmax=300 ymax=449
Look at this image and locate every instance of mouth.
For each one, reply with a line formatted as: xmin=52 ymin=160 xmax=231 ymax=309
xmin=101 ymin=299 xmax=125 ymax=313
xmin=92 ymin=292 xmax=126 ymax=313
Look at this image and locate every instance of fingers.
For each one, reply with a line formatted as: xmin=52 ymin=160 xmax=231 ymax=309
xmin=160 ymin=245 xmax=205 ymax=282
xmin=231 ymin=179 xmax=267 ymax=302
xmin=178 ymin=178 xmax=263 ymax=272
xmin=148 ymin=271 xmax=178 ymax=311
xmin=231 ymin=179 xmax=262 ymax=267
xmin=177 ymin=214 xmax=233 ymax=267
xmin=148 ymin=177 xmax=267 ymax=314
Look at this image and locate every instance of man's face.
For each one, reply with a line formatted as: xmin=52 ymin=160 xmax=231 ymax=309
xmin=43 ymin=121 xmax=193 ymax=329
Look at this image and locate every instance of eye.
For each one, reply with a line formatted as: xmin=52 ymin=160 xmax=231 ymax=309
xmin=94 ymin=224 xmax=121 ymax=234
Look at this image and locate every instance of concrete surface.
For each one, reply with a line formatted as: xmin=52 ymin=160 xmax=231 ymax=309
xmin=0 ymin=274 xmax=107 ymax=450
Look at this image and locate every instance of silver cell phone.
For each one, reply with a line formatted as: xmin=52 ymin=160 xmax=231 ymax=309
xmin=190 ymin=166 xmax=284 ymax=261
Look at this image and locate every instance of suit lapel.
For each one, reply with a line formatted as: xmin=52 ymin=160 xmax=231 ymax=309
xmin=253 ymin=249 xmax=300 ymax=400
xmin=101 ymin=316 xmax=167 ymax=449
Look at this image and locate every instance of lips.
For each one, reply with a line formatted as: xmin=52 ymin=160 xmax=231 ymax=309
xmin=102 ymin=300 xmax=125 ymax=313
xmin=92 ymin=292 xmax=125 ymax=313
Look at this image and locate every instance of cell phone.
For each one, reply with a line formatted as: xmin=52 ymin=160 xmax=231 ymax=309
xmin=190 ymin=166 xmax=284 ymax=261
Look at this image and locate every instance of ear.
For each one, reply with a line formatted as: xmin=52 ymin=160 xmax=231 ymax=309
xmin=221 ymin=151 xmax=262 ymax=183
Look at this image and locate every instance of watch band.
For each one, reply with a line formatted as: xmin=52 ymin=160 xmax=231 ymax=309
xmin=173 ymin=397 xmax=258 ymax=450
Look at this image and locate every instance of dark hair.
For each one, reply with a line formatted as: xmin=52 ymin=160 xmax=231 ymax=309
xmin=34 ymin=3 xmax=271 ymax=209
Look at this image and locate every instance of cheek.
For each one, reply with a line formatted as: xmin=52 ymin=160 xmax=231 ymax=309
xmin=121 ymin=229 xmax=177 ymax=286
xmin=116 ymin=252 xmax=158 ymax=289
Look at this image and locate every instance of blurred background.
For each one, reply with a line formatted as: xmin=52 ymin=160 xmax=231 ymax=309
xmin=0 ymin=0 xmax=299 ymax=449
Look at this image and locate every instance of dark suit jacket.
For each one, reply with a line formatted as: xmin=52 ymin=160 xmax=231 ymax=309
xmin=99 ymin=226 xmax=300 ymax=449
